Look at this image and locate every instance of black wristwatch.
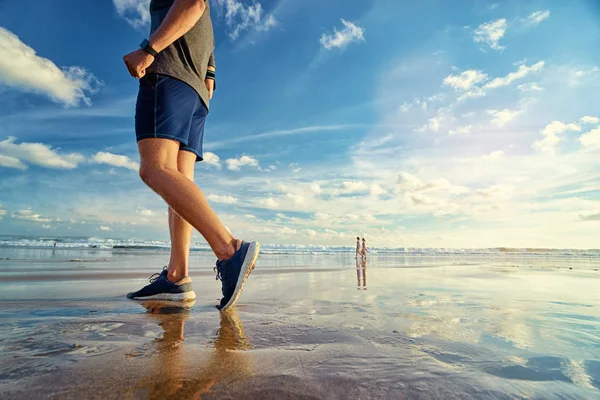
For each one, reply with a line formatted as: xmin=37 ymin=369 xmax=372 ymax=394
xmin=140 ymin=39 xmax=158 ymax=57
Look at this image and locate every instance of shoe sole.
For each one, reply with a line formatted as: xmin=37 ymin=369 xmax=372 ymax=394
xmin=220 ymin=241 xmax=260 ymax=311
xmin=130 ymin=290 xmax=196 ymax=301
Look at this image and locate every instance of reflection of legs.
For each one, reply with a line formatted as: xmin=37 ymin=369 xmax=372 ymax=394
xmin=356 ymin=259 xmax=361 ymax=289
xmin=360 ymin=259 xmax=367 ymax=289
xmin=142 ymin=300 xmax=193 ymax=398
xmin=138 ymin=304 xmax=253 ymax=398
xmin=186 ymin=309 xmax=253 ymax=397
xmin=138 ymin=139 xmax=239 ymax=263
xmin=167 ymin=151 xmax=196 ymax=282
xmin=362 ymin=266 xmax=367 ymax=289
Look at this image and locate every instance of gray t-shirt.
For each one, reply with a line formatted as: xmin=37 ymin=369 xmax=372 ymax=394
xmin=147 ymin=0 xmax=215 ymax=110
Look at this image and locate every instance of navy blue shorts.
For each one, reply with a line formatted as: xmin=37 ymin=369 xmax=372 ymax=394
xmin=135 ymin=73 xmax=208 ymax=161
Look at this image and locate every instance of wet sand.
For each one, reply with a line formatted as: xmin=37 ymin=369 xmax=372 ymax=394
xmin=1 ymin=249 xmax=599 ymax=399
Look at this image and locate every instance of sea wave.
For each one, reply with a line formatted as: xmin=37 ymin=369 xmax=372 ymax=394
xmin=1 ymin=235 xmax=599 ymax=258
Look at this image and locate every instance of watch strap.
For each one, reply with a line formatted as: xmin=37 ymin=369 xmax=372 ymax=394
xmin=140 ymin=39 xmax=158 ymax=57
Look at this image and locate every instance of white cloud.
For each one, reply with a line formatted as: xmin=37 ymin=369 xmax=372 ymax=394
xmin=137 ymin=207 xmax=156 ymax=217
xmin=99 ymin=225 xmax=112 ymax=231
xmin=288 ymin=163 xmax=302 ymax=173
xmin=315 ymin=212 xmax=330 ymax=221
xmin=419 ymin=116 xmax=443 ymax=132
xmin=0 ymin=28 xmax=100 ymax=107
xmin=207 ymin=194 xmax=238 ymax=204
xmin=320 ymin=19 xmax=365 ymax=50
xmin=526 ymin=10 xmax=550 ymax=27
xmin=457 ymin=88 xmax=486 ymax=102
xmin=533 ymin=121 xmax=582 ymax=154
xmin=397 ymin=172 xmax=469 ymax=196
xmin=449 ymin=125 xmax=473 ymax=136
xmin=517 ymin=82 xmax=543 ymax=92
xmin=483 ymin=150 xmax=505 ymax=160
xmin=580 ymin=116 xmax=599 ymax=125
xmin=0 ymin=137 xmax=84 ymax=169
xmin=226 ymin=155 xmax=259 ymax=171
xmin=475 ymin=184 xmax=514 ymax=199
xmin=202 ymin=152 xmax=222 ymax=169
xmin=256 ymin=197 xmax=279 ymax=209
xmin=91 ymin=152 xmax=139 ymax=171
xmin=12 ymin=208 xmax=52 ymax=223
xmin=262 ymin=164 xmax=277 ymax=171
xmin=484 ymin=61 xmax=545 ymax=89
xmin=487 ymin=109 xmax=520 ymax=127
xmin=0 ymin=154 xmax=27 ymax=170
xmin=417 ymin=108 xmax=455 ymax=133
xmin=215 ymin=0 xmax=277 ymax=40
xmin=579 ymin=128 xmax=600 ymax=150
xmin=278 ymin=226 xmax=297 ymax=236
xmin=339 ymin=180 xmax=368 ymax=194
xmin=305 ymin=228 xmax=317 ymax=238
xmin=452 ymin=62 xmax=544 ymax=102
xmin=443 ymin=70 xmax=487 ymax=91
xmin=370 ymin=184 xmax=387 ymax=196
xmin=309 ymin=183 xmax=322 ymax=194
xmin=286 ymin=193 xmax=304 ymax=204
xmin=113 ymin=0 xmax=150 ymax=29
xmin=474 ymin=18 xmax=507 ymax=50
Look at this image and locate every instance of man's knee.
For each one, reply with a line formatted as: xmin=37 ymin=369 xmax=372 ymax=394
xmin=139 ymin=164 xmax=163 ymax=187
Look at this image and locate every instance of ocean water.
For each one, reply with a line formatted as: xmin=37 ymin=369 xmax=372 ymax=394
xmin=2 ymin=234 xmax=600 ymax=258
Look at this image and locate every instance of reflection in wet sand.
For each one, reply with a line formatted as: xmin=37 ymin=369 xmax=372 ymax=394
xmin=356 ymin=258 xmax=367 ymax=290
xmin=136 ymin=301 xmax=253 ymax=399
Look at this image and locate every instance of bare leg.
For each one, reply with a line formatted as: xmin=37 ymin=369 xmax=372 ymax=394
xmin=138 ymin=138 xmax=238 ymax=262
xmin=166 ymin=151 xmax=196 ymax=282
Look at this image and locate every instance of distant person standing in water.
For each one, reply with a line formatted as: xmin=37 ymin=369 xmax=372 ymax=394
xmin=361 ymin=238 xmax=367 ymax=259
xmin=122 ymin=0 xmax=259 ymax=310
xmin=355 ymin=237 xmax=361 ymax=259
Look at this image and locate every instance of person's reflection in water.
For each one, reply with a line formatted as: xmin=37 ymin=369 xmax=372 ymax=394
xmin=137 ymin=300 xmax=253 ymax=399
xmin=356 ymin=257 xmax=367 ymax=290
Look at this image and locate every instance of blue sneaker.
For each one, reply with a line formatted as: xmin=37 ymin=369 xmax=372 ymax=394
xmin=214 ymin=241 xmax=260 ymax=310
xmin=127 ymin=267 xmax=196 ymax=301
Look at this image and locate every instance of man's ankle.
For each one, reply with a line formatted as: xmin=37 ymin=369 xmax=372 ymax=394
xmin=216 ymin=239 xmax=240 ymax=261
xmin=167 ymin=268 xmax=186 ymax=283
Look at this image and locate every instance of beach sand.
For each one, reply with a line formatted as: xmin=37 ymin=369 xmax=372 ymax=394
xmin=1 ymin=248 xmax=599 ymax=399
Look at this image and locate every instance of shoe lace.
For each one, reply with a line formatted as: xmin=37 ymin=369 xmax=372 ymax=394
xmin=149 ymin=266 xmax=168 ymax=283
xmin=214 ymin=262 xmax=225 ymax=281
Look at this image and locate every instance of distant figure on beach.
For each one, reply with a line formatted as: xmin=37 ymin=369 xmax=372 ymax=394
xmin=361 ymin=238 xmax=367 ymax=259
xmin=355 ymin=237 xmax=361 ymax=259
xmin=123 ymin=0 xmax=259 ymax=310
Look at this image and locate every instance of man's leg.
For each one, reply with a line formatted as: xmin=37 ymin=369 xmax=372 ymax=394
xmin=138 ymin=138 xmax=238 ymax=261
xmin=166 ymin=150 xmax=196 ymax=282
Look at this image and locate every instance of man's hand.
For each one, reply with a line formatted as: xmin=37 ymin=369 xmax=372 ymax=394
xmin=123 ymin=49 xmax=155 ymax=79
xmin=205 ymin=78 xmax=214 ymax=99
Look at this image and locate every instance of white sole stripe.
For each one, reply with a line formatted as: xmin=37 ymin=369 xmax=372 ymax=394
xmin=132 ymin=291 xmax=196 ymax=301
xmin=220 ymin=241 xmax=260 ymax=311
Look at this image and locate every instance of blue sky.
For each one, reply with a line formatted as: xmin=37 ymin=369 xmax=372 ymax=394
xmin=0 ymin=0 xmax=599 ymax=248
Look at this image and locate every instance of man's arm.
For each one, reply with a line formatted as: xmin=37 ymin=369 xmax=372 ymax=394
xmin=123 ymin=0 xmax=206 ymax=78
xmin=149 ymin=0 xmax=206 ymax=53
